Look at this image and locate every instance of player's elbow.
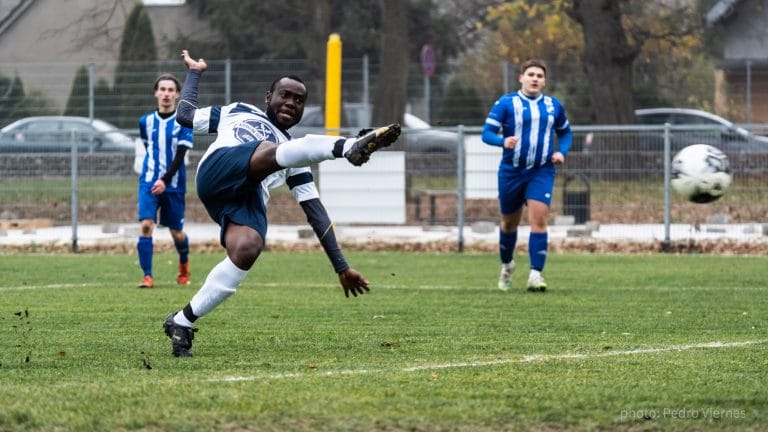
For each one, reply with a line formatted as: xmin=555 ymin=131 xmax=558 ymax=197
xmin=481 ymin=129 xmax=501 ymax=146
xmin=176 ymin=103 xmax=195 ymax=128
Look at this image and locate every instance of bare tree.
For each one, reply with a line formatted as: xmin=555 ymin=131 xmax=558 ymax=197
xmin=40 ymin=0 xmax=132 ymax=53
xmin=372 ymin=0 xmax=410 ymax=126
xmin=566 ymin=0 xmax=700 ymax=124
xmin=297 ymin=1 xmax=332 ymax=99
xmin=566 ymin=0 xmax=638 ymax=124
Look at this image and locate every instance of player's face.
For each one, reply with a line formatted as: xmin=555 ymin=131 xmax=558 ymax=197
xmin=155 ymin=79 xmax=180 ymax=112
xmin=266 ymin=78 xmax=307 ymax=130
xmin=519 ymin=66 xmax=546 ymax=97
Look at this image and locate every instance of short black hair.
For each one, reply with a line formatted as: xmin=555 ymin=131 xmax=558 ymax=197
xmin=270 ymin=75 xmax=306 ymax=92
xmin=154 ymin=73 xmax=181 ymax=92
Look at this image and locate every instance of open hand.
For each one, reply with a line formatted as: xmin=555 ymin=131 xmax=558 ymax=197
xmin=338 ymin=268 xmax=370 ymax=298
xmin=181 ymin=50 xmax=207 ymax=72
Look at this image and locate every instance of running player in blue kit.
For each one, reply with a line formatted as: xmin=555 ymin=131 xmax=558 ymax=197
xmin=136 ymin=73 xmax=193 ymax=288
xmin=482 ymin=59 xmax=573 ymax=292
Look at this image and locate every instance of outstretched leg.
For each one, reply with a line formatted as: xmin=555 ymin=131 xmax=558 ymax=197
xmin=269 ymin=124 xmax=401 ymax=174
xmin=342 ymin=124 xmax=401 ymax=166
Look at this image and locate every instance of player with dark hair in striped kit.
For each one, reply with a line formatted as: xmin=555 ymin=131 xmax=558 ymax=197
xmin=482 ymin=59 xmax=573 ymax=292
xmin=136 ymin=73 xmax=193 ymax=288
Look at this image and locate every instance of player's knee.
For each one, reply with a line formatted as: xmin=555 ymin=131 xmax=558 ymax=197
xmin=226 ymin=236 xmax=263 ymax=270
xmin=140 ymin=221 xmax=154 ymax=236
xmin=500 ymin=213 xmax=520 ymax=232
xmin=500 ymin=221 xmax=515 ymax=232
xmin=170 ymin=229 xmax=186 ymax=243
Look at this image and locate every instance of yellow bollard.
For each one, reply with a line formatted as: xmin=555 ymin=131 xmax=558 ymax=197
xmin=325 ymin=33 xmax=342 ymax=136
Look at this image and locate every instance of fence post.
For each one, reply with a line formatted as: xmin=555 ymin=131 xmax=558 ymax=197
xmin=746 ymin=60 xmax=752 ymax=124
xmin=502 ymin=61 xmax=510 ymax=94
xmin=225 ymin=58 xmax=231 ymax=105
xmin=663 ymin=122 xmax=671 ymax=252
xmin=362 ymin=54 xmax=369 ymax=109
xmin=456 ymin=125 xmax=465 ymax=253
xmin=70 ymin=130 xmax=79 ymax=253
xmin=88 ymin=62 xmax=94 ymax=120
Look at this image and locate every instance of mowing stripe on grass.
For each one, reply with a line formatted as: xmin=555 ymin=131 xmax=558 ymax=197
xmin=248 ymin=282 xmax=475 ymax=290
xmin=3 ymin=280 xmax=729 ymax=293
xmin=214 ymin=339 xmax=767 ymax=383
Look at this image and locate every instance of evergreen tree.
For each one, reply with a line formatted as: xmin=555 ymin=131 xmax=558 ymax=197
xmin=0 ymin=74 xmax=55 ymax=124
xmin=435 ymin=77 xmax=485 ymax=126
xmin=94 ymin=78 xmax=121 ymax=125
xmin=65 ymin=65 xmax=90 ymax=117
xmin=114 ymin=3 xmax=158 ymax=127
xmin=0 ymin=75 xmax=28 ymax=123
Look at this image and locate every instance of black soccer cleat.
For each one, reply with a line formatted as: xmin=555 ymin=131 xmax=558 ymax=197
xmin=344 ymin=123 xmax=401 ymax=166
xmin=163 ymin=312 xmax=197 ymax=358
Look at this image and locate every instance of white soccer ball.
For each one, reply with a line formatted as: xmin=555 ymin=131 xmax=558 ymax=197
xmin=671 ymin=144 xmax=732 ymax=203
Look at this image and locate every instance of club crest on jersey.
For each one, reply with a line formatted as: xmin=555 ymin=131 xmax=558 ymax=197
xmin=234 ymin=120 xmax=275 ymax=143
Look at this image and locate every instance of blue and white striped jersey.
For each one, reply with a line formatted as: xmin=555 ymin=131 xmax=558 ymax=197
xmin=138 ymin=111 xmax=193 ymax=192
xmin=482 ymin=90 xmax=572 ymax=170
xmin=193 ymin=102 xmax=319 ymax=205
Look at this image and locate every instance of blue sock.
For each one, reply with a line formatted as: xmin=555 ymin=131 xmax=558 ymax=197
xmin=529 ymin=232 xmax=548 ymax=271
xmin=137 ymin=236 xmax=153 ymax=276
xmin=175 ymin=235 xmax=189 ymax=264
xmin=499 ymin=230 xmax=517 ymax=265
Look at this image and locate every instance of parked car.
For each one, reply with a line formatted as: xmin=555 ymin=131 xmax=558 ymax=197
xmin=0 ymin=116 xmax=136 ymax=153
xmin=292 ymin=103 xmax=459 ymax=156
xmin=634 ymin=107 xmax=768 ymax=153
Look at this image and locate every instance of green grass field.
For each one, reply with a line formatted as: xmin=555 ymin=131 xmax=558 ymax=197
xmin=1 ymin=251 xmax=766 ymax=431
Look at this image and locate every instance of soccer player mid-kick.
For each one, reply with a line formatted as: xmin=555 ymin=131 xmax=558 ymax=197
xmin=163 ymin=50 xmax=401 ymax=357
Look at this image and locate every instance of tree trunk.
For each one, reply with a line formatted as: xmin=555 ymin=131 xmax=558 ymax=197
xmin=372 ymin=0 xmax=409 ymax=126
xmin=568 ymin=0 xmax=638 ymax=125
xmin=299 ymin=0 xmax=331 ymax=99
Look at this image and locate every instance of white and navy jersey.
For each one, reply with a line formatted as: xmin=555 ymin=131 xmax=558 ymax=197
xmin=482 ymin=90 xmax=571 ymax=170
xmin=138 ymin=111 xmax=193 ymax=192
xmin=194 ymin=102 xmax=319 ymax=205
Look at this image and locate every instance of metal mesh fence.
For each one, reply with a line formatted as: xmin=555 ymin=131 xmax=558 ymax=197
xmin=1 ymin=124 xmax=766 ymax=244
xmin=0 ymin=60 xmax=766 ymax=247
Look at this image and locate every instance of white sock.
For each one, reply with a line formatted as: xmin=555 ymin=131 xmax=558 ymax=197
xmin=275 ymin=134 xmax=351 ymax=167
xmin=173 ymin=311 xmax=194 ymax=328
xmin=186 ymin=256 xmax=248 ymax=319
xmin=503 ymin=260 xmax=515 ymax=270
xmin=529 ymin=269 xmax=541 ymax=278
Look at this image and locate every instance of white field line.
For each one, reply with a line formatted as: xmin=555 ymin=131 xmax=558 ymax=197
xmin=213 ymin=339 xmax=767 ymax=383
xmin=0 ymin=281 xmax=465 ymax=292
xmin=0 ymin=282 xmax=102 ymax=292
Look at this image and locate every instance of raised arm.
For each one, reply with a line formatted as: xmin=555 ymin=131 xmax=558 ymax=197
xmin=177 ymin=50 xmax=208 ymax=128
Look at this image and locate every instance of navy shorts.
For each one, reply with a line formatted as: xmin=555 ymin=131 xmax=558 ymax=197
xmin=196 ymin=142 xmax=266 ymax=246
xmin=137 ymin=184 xmax=185 ymax=231
xmin=498 ymin=163 xmax=556 ymax=215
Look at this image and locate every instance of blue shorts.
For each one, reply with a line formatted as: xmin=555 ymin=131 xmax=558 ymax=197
xmin=196 ymin=142 xmax=266 ymax=246
xmin=498 ymin=164 xmax=556 ymax=215
xmin=137 ymin=184 xmax=185 ymax=231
